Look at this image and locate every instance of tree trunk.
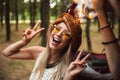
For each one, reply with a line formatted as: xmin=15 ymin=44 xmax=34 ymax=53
xmin=0 ymin=0 xmax=4 ymax=29
xmin=21 ymin=8 xmax=25 ymax=21
xmin=60 ymin=0 xmax=67 ymax=13
xmin=5 ymin=0 xmax=10 ymax=41
xmin=29 ymin=0 xmax=36 ymax=27
xmin=85 ymin=18 xmax=92 ymax=51
xmin=29 ymin=0 xmax=32 ymax=27
xmin=40 ymin=0 xmax=50 ymax=46
xmin=33 ymin=0 xmax=36 ymax=25
xmin=118 ymin=17 xmax=120 ymax=41
xmin=15 ymin=0 xmax=18 ymax=31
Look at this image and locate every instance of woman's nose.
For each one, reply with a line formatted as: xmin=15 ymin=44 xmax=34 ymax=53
xmin=56 ymin=30 xmax=63 ymax=37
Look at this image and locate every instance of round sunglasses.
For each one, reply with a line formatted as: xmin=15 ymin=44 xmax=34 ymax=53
xmin=52 ymin=25 xmax=72 ymax=39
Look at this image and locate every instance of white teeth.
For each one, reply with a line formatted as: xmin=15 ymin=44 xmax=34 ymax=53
xmin=54 ymin=37 xmax=59 ymax=42
xmin=53 ymin=37 xmax=61 ymax=43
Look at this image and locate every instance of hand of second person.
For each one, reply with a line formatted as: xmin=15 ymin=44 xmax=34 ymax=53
xmin=22 ymin=22 xmax=45 ymax=45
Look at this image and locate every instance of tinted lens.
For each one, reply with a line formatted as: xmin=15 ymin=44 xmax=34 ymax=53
xmin=63 ymin=31 xmax=72 ymax=39
xmin=52 ymin=26 xmax=72 ymax=39
xmin=52 ymin=26 xmax=61 ymax=33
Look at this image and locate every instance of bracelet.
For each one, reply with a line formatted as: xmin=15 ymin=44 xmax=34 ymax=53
xmin=102 ymin=39 xmax=118 ymax=45
xmin=99 ymin=24 xmax=110 ymax=31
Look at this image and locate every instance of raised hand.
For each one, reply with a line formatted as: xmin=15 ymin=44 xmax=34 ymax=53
xmin=64 ymin=50 xmax=91 ymax=80
xmin=22 ymin=22 xmax=45 ymax=45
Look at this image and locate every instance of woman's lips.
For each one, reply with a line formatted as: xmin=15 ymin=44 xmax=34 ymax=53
xmin=51 ymin=37 xmax=61 ymax=46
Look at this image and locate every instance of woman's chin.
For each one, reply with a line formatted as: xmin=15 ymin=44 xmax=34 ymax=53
xmin=49 ymin=44 xmax=58 ymax=50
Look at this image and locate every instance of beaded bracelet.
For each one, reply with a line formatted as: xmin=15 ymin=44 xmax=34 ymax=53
xmin=99 ymin=24 xmax=110 ymax=31
xmin=102 ymin=39 xmax=118 ymax=45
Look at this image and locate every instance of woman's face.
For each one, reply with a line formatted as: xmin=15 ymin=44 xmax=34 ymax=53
xmin=49 ymin=22 xmax=72 ymax=52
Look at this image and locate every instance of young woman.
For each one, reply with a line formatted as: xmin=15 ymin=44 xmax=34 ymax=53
xmin=2 ymin=13 xmax=90 ymax=80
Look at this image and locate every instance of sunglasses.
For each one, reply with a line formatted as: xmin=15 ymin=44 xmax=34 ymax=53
xmin=52 ymin=25 xmax=72 ymax=39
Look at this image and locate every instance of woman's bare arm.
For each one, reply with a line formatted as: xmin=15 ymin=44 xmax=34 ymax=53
xmin=92 ymin=0 xmax=120 ymax=79
xmin=2 ymin=22 xmax=45 ymax=60
xmin=2 ymin=44 xmax=45 ymax=60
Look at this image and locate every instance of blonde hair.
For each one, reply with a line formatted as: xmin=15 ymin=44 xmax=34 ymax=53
xmin=34 ymin=13 xmax=82 ymax=80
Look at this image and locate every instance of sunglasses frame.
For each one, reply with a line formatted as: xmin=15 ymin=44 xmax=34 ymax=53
xmin=51 ymin=25 xmax=72 ymax=39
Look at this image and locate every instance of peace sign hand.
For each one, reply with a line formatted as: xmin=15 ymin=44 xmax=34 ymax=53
xmin=64 ymin=50 xmax=91 ymax=80
xmin=22 ymin=22 xmax=45 ymax=45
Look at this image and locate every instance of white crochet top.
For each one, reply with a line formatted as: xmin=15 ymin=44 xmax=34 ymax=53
xmin=29 ymin=51 xmax=57 ymax=80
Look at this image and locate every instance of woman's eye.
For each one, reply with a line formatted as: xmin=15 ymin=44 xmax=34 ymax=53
xmin=53 ymin=26 xmax=61 ymax=33
xmin=55 ymin=27 xmax=60 ymax=31
xmin=63 ymin=31 xmax=72 ymax=39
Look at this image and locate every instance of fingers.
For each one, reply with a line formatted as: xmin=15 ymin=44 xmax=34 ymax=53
xmin=81 ymin=63 xmax=87 ymax=68
xmin=23 ymin=28 xmax=32 ymax=35
xmin=75 ymin=49 xmax=90 ymax=63
xmin=33 ymin=21 xmax=41 ymax=31
xmin=76 ymin=49 xmax=84 ymax=61
xmin=22 ymin=27 xmax=45 ymax=39
xmin=74 ymin=60 xmax=86 ymax=65
xmin=22 ymin=28 xmax=31 ymax=39
xmin=81 ymin=53 xmax=91 ymax=62
xmin=23 ymin=33 xmax=27 ymax=39
xmin=72 ymin=61 xmax=87 ymax=68
xmin=34 ymin=27 xmax=45 ymax=35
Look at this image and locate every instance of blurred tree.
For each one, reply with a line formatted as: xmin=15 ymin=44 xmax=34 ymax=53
xmin=60 ymin=0 xmax=69 ymax=14
xmin=19 ymin=0 xmax=27 ymax=21
xmin=33 ymin=0 xmax=37 ymax=25
xmin=5 ymin=0 xmax=10 ymax=41
xmin=29 ymin=0 xmax=36 ymax=27
xmin=10 ymin=0 xmax=26 ymax=31
xmin=50 ymin=0 xmax=72 ymax=18
xmin=0 ymin=0 xmax=4 ymax=29
xmin=15 ymin=0 xmax=18 ymax=31
xmin=50 ymin=1 xmax=59 ymax=18
xmin=40 ymin=0 xmax=50 ymax=46
xmin=118 ymin=17 xmax=120 ymax=41
xmin=85 ymin=17 xmax=92 ymax=51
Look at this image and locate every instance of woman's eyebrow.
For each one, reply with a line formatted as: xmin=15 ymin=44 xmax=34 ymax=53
xmin=57 ymin=25 xmax=62 ymax=29
xmin=57 ymin=24 xmax=69 ymax=31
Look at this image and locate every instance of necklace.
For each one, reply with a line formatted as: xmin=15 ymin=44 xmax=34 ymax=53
xmin=46 ymin=55 xmax=64 ymax=68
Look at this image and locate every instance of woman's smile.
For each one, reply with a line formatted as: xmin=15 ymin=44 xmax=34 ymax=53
xmin=52 ymin=37 xmax=61 ymax=46
xmin=49 ymin=22 xmax=71 ymax=50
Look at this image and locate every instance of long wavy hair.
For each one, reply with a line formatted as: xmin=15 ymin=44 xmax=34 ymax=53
xmin=34 ymin=13 xmax=82 ymax=80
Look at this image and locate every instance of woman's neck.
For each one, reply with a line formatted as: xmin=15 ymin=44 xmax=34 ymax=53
xmin=48 ymin=50 xmax=62 ymax=64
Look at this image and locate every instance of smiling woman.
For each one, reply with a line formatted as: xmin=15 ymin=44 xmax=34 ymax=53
xmin=2 ymin=13 xmax=90 ymax=80
xmin=49 ymin=23 xmax=72 ymax=50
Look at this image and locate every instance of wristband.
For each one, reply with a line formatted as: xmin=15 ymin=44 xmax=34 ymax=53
xmin=99 ymin=24 xmax=110 ymax=31
xmin=102 ymin=39 xmax=118 ymax=45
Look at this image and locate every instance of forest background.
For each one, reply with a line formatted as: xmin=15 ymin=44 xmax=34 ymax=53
xmin=0 ymin=0 xmax=120 ymax=80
